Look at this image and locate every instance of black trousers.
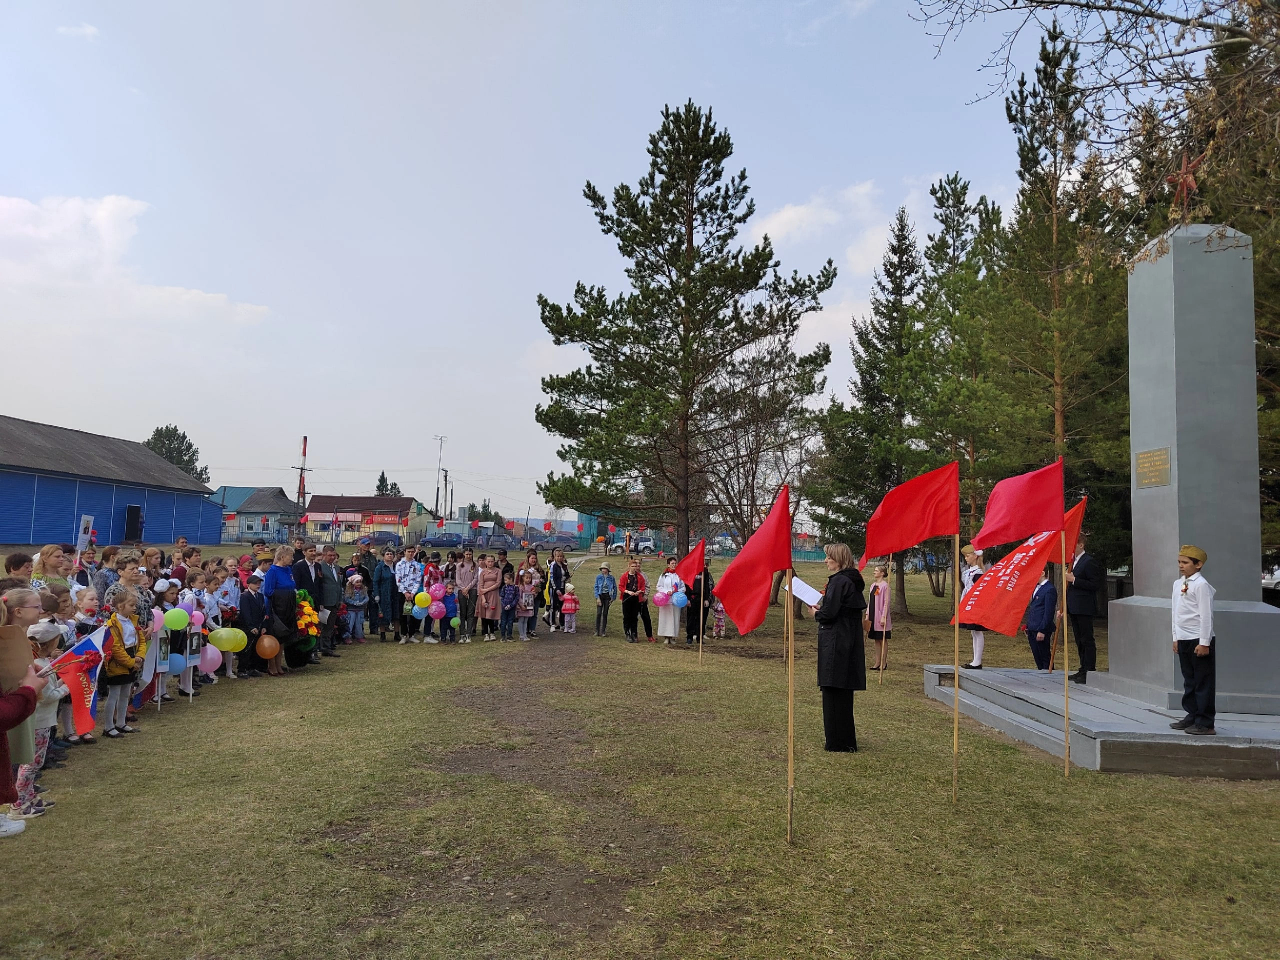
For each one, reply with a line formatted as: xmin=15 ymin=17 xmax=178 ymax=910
xmin=1069 ymin=614 xmax=1096 ymax=672
xmin=595 ymin=595 xmax=612 ymax=634
xmin=1178 ymin=638 xmax=1216 ymax=728
xmin=1026 ymin=627 xmax=1053 ymax=670
xmin=621 ymin=597 xmax=652 ymax=639
xmin=821 ymin=686 xmax=857 ymax=752
xmin=686 ymin=602 xmax=709 ymax=641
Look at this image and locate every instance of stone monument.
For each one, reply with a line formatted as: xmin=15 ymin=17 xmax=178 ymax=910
xmin=1099 ymin=225 xmax=1280 ymax=714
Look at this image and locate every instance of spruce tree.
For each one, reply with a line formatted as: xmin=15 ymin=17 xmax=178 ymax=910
xmin=375 ymin=472 xmax=390 ymax=496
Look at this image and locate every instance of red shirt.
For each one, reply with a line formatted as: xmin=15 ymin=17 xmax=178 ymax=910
xmin=0 ymin=686 xmax=37 ymax=805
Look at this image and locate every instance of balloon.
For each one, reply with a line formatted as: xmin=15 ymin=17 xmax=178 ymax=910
xmin=178 ymin=601 xmax=195 ymax=615
xmin=151 ymin=608 xmax=164 ymax=632
xmin=653 ymin=592 xmax=671 ymax=607
xmin=428 ymin=601 xmax=446 ymax=620
xmin=411 ymin=605 xmax=427 ymax=620
xmin=672 ymin=591 xmax=688 ymax=608
xmin=166 ymin=653 xmax=186 ymax=674
xmin=450 ymin=616 xmax=461 ymax=628
xmin=191 ymin=611 xmax=205 ymax=628
xmin=164 ymin=608 xmax=190 ymax=631
xmin=209 ymin=628 xmax=242 ymax=652
xmin=414 ymin=592 xmax=430 ymax=608
xmin=257 ymin=635 xmax=280 ymax=658
xmin=199 ymin=645 xmax=222 ymax=673
xmin=428 ymin=583 xmax=446 ymax=601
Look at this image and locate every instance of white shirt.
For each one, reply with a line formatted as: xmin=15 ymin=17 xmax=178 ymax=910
xmin=1172 ymin=572 xmax=1215 ymax=643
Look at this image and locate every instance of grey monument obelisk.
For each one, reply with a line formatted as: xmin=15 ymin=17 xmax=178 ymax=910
xmin=1100 ymin=225 xmax=1280 ymax=713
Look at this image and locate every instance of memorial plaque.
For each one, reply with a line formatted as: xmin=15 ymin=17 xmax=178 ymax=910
xmin=1135 ymin=447 xmax=1170 ymax=488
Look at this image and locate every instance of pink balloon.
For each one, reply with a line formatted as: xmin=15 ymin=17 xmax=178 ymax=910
xmin=428 ymin=583 xmax=446 ymax=601
xmin=198 ymin=644 xmax=222 ymax=673
xmin=191 ymin=611 xmax=206 ymax=627
xmin=653 ymin=591 xmax=671 ymax=607
xmin=152 ymin=608 xmax=164 ymax=632
xmin=428 ymin=601 xmax=446 ymax=620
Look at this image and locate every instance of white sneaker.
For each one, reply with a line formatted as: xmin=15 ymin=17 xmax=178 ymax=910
xmin=0 ymin=818 xmax=25 ymax=837
xmin=398 ymin=638 xmax=408 ymax=645
xmin=410 ymin=637 xmax=422 ymax=644
xmin=551 ymin=625 xmax=558 ymax=633
xmin=425 ymin=637 xmax=439 ymax=644
xmin=227 ymin=671 xmax=238 ymax=679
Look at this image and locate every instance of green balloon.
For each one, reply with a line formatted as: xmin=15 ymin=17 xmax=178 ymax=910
xmin=450 ymin=616 xmax=461 ymax=628
xmin=209 ymin=628 xmax=248 ymax=653
xmin=163 ymin=607 xmax=190 ymax=631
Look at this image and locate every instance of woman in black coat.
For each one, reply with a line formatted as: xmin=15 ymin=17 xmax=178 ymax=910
xmin=811 ymin=543 xmax=867 ymax=752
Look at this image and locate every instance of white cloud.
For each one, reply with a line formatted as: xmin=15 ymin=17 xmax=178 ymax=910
xmin=844 ymin=221 xmax=890 ymax=276
xmin=56 ymin=22 xmax=99 ymax=39
xmin=752 ymin=199 xmax=840 ymax=245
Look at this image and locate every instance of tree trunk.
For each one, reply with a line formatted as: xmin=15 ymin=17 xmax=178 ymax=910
xmin=893 ymin=560 xmax=909 ymax=615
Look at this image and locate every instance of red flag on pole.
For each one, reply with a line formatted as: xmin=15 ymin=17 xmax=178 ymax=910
xmin=607 ymin=524 xmax=617 ymax=533
xmin=952 ymin=499 xmax=1086 ymax=635
xmin=859 ymin=462 xmax=960 ymax=568
xmin=470 ymin=520 xmax=480 ymax=529
xmin=577 ymin=522 xmax=584 ymax=532
xmin=675 ymin=538 xmax=705 ymax=584
xmin=713 ymin=486 xmax=792 ymax=635
xmin=971 ymin=458 xmax=1064 ymax=549
xmin=436 ymin=518 xmax=445 ymax=528
xmin=543 ymin=521 xmax=553 ymax=532
xmin=505 ymin=520 xmax=515 ymax=530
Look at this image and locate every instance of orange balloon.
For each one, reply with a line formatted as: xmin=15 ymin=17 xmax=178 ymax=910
xmin=256 ymin=634 xmax=281 ymax=658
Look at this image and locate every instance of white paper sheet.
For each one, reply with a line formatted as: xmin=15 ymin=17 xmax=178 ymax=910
xmin=784 ymin=576 xmax=823 ymax=607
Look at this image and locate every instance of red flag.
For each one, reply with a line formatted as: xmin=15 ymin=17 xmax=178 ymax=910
xmin=971 ymin=458 xmax=1064 ymax=549
xmin=576 ymin=523 xmax=584 ymax=532
xmin=543 ymin=521 xmax=553 ymax=532
xmin=713 ymin=486 xmax=792 ymax=635
xmin=608 ymin=524 xmax=616 ymax=533
xmin=954 ymin=499 xmax=1086 ymax=635
xmin=436 ymin=518 xmax=445 ymax=528
xmin=505 ymin=520 xmax=515 ymax=530
xmin=470 ymin=520 xmax=480 ymax=529
xmin=859 ymin=462 xmax=960 ymax=568
xmin=675 ymin=538 xmax=706 ymax=584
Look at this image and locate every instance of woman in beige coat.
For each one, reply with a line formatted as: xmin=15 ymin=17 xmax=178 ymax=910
xmin=476 ymin=555 xmax=503 ymax=641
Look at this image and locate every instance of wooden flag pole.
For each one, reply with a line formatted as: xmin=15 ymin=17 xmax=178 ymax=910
xmin=952 ymin=534 xmax=960 ymax=804
xmin=878 ymin=554 xmax=891 ymax=685
xmin=1060 ymin=531 xmax=1071 ymax=776
xmin=786 ymin=567 xmax=796 ymax=844
xmin=698 ymin=570 xmax=706 ymax=666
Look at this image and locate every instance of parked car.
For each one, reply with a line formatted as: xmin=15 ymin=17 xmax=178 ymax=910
xmin=533 ymin=534 xmax=580 ymax=552
xmin=608 ymin=537 xmax=655 ymax=555
xmin=358 ymin=531 xmax=403 ymax=547
xmin=419 ymin=532 xmax=464 ymax=549
xmin=482 ymin=533 xmax=522 ymax=550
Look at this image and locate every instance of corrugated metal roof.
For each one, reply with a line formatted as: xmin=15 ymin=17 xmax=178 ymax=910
xmin=0 ymin=416 xmax=211 ymax=493
xmin=211 ymin=486 xmax=257 ymax=511
xmin=304 ymin=495 xmax=423 ymax=516
xmin=239 ymin=487 xmax=302 ymax=517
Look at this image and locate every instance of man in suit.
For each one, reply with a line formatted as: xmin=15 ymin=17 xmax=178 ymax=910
xmin=292 ymin=542 xmax=322 ymax=662
xmin=316 ymin=544 xmax=344 ymax=658
xmin=238 ymin=574 xmax=268 ymax=677
xmin=1065 ymin=534 xmax=1104 ymax=684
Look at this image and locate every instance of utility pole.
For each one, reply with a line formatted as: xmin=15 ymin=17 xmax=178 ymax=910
xmin=440 ymin=469 xmax=448 ymax=521
xmin=432 ymin=435 xmax=447 ymax=516
xmin=447 ymin=481 xmax=454 ymax=520
xmin=295 ymin=436 xmax=311 ymax=508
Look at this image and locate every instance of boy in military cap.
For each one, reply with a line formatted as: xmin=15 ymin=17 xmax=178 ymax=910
xmin=1170 ymin=545 xmax=1216 ymax=735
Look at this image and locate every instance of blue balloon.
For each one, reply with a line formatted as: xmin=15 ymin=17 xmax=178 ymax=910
xmin=167 ymin=653 xmax=187 ymax=674
xmin=672 ymin=591 xmax=689 ymax=608
xmin=411 ymin=605 xmax=428 ymax=619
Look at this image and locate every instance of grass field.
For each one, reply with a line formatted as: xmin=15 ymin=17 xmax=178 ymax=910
xmin=3 ymin=562 xmax=1275 ymax=959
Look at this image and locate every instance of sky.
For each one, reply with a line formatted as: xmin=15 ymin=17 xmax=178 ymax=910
xmin=0 ymin=1 xmax=1034 ymax=519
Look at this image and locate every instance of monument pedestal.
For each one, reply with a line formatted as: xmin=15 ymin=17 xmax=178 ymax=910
xmin=1100 ymin=224 xmax=1280 ymax=716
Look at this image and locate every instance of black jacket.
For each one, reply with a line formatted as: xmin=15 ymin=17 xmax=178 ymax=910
xmin=239 ymin=589 xmax=266 ymax=636
xmin=814 ymin=567 xmax=867 ymax=691
xmin=1066 ymin=552 xmax=1104 ymax=616
xmin=292 ymin=559 xmax=319 ymax=598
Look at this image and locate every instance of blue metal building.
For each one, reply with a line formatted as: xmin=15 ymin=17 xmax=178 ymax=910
xmin=0 ymin=415 xmax=223 ymax=545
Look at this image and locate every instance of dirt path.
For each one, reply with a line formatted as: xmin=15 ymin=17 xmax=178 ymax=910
xmin=430 ymin=635 xmax=689 ymax=938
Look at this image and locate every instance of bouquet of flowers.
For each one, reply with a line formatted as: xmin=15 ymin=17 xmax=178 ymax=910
xmin=295 ymin=590 xmax=321 ymax=638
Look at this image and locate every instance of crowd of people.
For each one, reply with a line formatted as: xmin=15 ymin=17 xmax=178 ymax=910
xmin=0 ymin=535 xmax=723 ymax=836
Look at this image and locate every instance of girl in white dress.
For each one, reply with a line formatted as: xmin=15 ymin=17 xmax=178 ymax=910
xmin=654 ymin=557 xmax=684 ymax=644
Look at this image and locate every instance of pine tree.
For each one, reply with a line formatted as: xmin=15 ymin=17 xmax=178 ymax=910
xmin=143 ymin=425 xmax=210 ymax=484
xmin=375 ymin=472 xmax=390 ymax=496
xmin=536 ymin=101 xmax=835 ymax=550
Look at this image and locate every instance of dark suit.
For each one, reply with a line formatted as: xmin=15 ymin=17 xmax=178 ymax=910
xmin=1024 ymin=579 xmax=1057 ymax=670
xmin=292 ymin=559 xmax=320 ymax=598
xmin=315 ymin=562 xmax=342 ymax=654
xmin=238 ymin=589 xmax=267 ymax=672
xmin=1067 ymin=552 xmax=1103 ymax=673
